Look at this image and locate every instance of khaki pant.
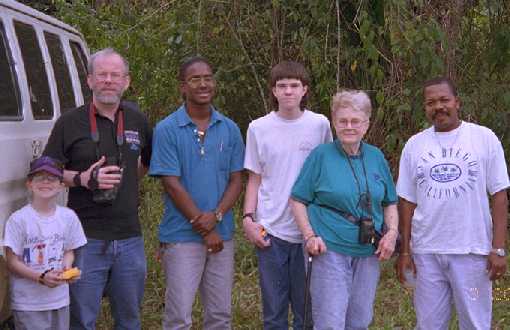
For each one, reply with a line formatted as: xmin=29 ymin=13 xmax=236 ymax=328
xmin=0 ymin=254 xmax=11 ymax=323
xmin=161 ymin=240 xmax=234 ymax=330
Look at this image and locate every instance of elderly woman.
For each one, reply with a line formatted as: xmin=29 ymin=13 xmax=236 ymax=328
xmin=290 ymin=89 xmax=398 ymax=329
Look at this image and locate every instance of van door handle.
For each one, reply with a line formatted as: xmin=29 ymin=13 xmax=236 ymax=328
xmin=31 ymin=139 xmax=43 ymax=159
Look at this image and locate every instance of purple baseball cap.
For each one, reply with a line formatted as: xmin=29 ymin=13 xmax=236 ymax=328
xmin=28 ymin=156 xmax=64 ymax=179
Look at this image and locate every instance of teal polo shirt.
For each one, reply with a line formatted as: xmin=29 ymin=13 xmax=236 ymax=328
xmin=291 ymin=141 xmax=397 ymax=256
xmin=149 ymin=105 xmax=245 ymax=242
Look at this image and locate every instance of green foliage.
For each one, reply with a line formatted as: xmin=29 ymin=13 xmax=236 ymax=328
xmin=52 ymin=0 xmax=510 ymax=170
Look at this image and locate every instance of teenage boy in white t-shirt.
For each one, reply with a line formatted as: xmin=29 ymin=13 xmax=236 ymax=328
xmin=396 ymin=77 xmax=509 ymax=329
xmin=243 ymin=61 xmax=332 ymax=329
xmin=4 ymin=156 xmax=86 ymax=330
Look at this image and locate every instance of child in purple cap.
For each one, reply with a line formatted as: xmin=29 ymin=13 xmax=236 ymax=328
xmin=4 ymin=156 xmax=87 ymax=330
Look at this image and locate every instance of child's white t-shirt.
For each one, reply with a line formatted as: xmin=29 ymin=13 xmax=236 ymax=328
xmin=4 ymin=204 xmax=87 ymax=311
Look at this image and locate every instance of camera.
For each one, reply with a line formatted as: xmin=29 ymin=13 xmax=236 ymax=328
xmin=92 ymin=156 xmax=122 ymax=205
xmin=358 ymin=217 xmax=377 ymax=245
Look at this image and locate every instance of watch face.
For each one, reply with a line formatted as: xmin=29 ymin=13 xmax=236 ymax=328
xmin=215 ymin=212 xmax=223 ymax=222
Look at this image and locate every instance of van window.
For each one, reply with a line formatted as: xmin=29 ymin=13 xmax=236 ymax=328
xmin=45 ymin=31 xmax=76 ymax=112
xmin=0 ymin=21 xmax=22 ymax=120
xmin=14 ymin=20 xmax=53 ymax=120
xmin=70 ymin=41 xmax=91 ymax=102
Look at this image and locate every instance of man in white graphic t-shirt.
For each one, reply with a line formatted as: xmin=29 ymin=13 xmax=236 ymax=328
xmin=396 ymin=76 xmax=509 ymax=329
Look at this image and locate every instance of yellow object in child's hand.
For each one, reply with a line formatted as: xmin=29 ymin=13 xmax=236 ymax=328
xmin=61 ymin=267 xmax=81 ymax=280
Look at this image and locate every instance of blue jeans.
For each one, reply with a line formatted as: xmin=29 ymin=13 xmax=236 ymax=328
xmin=70 ymin=237 xmax=146 ymax=330
xmin=257 ymin=234 xmax=306 ymax=330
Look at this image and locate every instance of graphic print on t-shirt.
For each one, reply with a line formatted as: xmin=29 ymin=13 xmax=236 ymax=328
xmin=24 ymin=233 xmax=65 ymax=271
xmin=416 ymin=146 xmax=479 ymax=200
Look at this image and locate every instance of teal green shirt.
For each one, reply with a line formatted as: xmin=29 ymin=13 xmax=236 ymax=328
xmin=291 ymin=141 xmax=397 ymax=256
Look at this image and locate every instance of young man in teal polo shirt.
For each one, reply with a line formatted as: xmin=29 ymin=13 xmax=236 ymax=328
xmin=149 ymin=56 xmax=244 ymax=329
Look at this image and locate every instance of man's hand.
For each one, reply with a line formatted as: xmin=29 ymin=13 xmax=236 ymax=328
xmin=375 ymin=229 xmax=398 ymax=261
xmin=41 ymin=270 xmax=65 ymax=288
xmin=487 ymin=253 xmax=507 ymax=281
xmin=395 ymin=254 xmax=416 ymax=285
xmin=191 ymin=212 xmax=216 ymax=236
xmin=242 ymin=217 xmax=270 ymax=249
xmin=82 ymin=156 xmax=122 ymax=190
xmin=304 ymin=236 xmax=327 ymax=256
xmin=204 ymin=231 xmax=223 ymax=254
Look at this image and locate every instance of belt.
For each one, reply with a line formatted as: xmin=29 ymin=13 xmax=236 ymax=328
xmin=316 ymin=203 xmax=359 ymax=224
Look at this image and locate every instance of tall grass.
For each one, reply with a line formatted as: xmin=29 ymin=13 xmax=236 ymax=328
xmin=95 ymin=179 xmax=509 ymax=329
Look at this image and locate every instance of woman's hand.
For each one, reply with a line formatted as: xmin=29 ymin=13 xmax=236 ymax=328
xmin=305 ymin=236 xmax=327 ymax=256
xmin=375 ymin=229 xmax=398 ymax=261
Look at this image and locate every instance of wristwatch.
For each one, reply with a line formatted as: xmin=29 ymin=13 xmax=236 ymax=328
xmin=73 ymin=172 xmax=82 ymax=187
xmin=491 ymin=248 xmax=507 ymax=257
xmin=214 ymin=210 xmax=223 ymax=223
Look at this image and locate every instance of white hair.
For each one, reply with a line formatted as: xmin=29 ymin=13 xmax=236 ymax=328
xmin=331 ymin=89 xmax=372 ymax=118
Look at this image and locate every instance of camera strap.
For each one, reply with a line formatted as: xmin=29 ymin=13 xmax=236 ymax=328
xmin=88 ymin=102 xmax=124 ymax=164
xmin=335 ymin=140 xmax=372 ymax=219
xmin=316 ymin=203 xmax=359 ymax=224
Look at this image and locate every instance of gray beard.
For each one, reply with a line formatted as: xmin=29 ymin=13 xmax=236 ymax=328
xmin=95 ymin=92 xmax=122 ymax=105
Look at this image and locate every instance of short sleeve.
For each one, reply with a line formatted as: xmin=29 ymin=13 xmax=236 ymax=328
xmin=486 ymin=131 xmax=510 ymax=195
xmin=229 ymin=123 xmax=245 ymax=172
xmin=4 ymin=215 xmax=24 ymax=256
xmin=396 ymin=141 xmax=417 ymax=203
xmin=149 ymin=122 xmax=181 ymax=177
xmin=63 ymin=209 xmax=87 ymax=251
xmin=379 ymin=152 xmax=398 ymax=206
xmin=43 ymin=115 xmax=68 ymax=164
xmin=244 ymin=124 xmax=262 ymax=174
xmin=291 ymin=149 xmax=320 ymax=204
xmin=322 ymin=118 xmax=333 ymax=143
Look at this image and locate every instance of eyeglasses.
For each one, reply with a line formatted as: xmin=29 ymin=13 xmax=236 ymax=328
xmin=186 ymin=75 xmax=215 ymax=88
xmin=274 ymin=82 xmax=303 ymax=90
xmin=336 ymin=118 xmax=368 ymax=129
xmin=94 ymin=72 xmax=127 ymax=82
xmin=31 ymin=174 xmax=61 ymax=183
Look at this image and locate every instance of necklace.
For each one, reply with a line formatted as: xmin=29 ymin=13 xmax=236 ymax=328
xmin=433 ymin=121 xmax=462 ymax=152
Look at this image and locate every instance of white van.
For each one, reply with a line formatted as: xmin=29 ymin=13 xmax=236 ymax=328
xmin=0 ymin=0 xmax=89 ymax=324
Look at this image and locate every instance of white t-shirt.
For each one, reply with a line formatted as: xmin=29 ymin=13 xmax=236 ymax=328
xmin=244 ymin=110 xmax=333 ymax=243
xmin=4 ymin=204 xmax=87 ymax=311
xmin=397 ymin=121 xmax=509 ymax=254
